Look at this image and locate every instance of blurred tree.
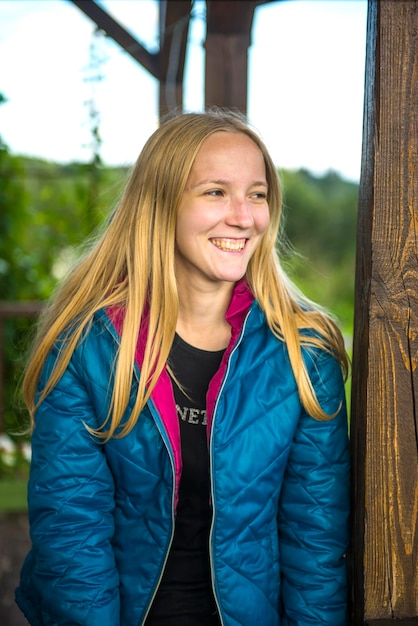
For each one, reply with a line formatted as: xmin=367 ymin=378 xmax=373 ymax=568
xmin=0 ymin=146 xmax=126 ymax=437
xmin=0 ymin=128 xmax=36 ymax=436
xmin=280 ymin=168 xmax=358 ymax=336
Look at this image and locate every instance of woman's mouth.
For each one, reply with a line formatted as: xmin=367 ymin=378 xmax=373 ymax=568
xmin=210 ymin=238 xmax=246 ymax=252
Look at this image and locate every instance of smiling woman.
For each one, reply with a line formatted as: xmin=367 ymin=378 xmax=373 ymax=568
xmin=16 ymin=109 xmax=350 ymax=626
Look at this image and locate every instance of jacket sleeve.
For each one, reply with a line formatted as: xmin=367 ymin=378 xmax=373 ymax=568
xmin=24 ymin=340 xmax=120 ymax=626
xmin=278 ymin=349 xmax=350 ymax=626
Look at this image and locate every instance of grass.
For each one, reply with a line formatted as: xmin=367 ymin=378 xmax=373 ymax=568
xmin=0 ymin=479 xmax=28 ymax=512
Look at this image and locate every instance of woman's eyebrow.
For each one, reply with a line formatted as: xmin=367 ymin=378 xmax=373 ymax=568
xmin=192 ymin=178 xmax=268 ymax=188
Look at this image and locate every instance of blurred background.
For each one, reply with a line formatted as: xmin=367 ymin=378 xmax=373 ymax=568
xmin=0 ymin=1 xmax=366 ymax=623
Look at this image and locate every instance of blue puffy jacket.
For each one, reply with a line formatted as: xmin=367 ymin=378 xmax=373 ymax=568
xmin=16 ymin=282 xmax=350 ymax=625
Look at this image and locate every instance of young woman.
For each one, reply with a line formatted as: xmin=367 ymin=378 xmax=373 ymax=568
xmin=16 ymin=109 xmax=350 ymax=626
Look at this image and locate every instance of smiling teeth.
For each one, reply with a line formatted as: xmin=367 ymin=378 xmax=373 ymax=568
xmin=211 ymin=239 xmax=245 ymax=251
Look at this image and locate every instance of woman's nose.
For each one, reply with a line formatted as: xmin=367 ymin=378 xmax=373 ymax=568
xmin=226 ymin=198 xmax=254 ymax=228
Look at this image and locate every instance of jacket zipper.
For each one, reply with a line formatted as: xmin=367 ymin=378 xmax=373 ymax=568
xmin=141 ymin=399 xmax=178 ymax=624
xmin=208 ymin=308 xmax=253 ymax=625
xmin=102 ymin=309 xmax=254 ymax=624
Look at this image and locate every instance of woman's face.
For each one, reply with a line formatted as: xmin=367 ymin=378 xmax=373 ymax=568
xmin=175 ymin=131 xmax=270 ymax=292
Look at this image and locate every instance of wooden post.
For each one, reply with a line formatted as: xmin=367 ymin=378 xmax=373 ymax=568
xmin=204 ymin=1 xmax=258 ymax=116
xmin=158 ymin=0 xmax=191 ymax=118
xmin=350 ymin=1 xmax=418 ymax=624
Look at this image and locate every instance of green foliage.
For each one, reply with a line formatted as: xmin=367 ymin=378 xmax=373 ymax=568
xmin=0 ymin=146 xmax=36 ymax=437
xmin=0 ymin=146 xmax=128 ymax=440
xmin=280 ymin=168 xmax=358 ymax=339
xmin=19 ymin=158 xmax=127 ymax=281
xmin=0 ymin=479 xmax=28 ymax=511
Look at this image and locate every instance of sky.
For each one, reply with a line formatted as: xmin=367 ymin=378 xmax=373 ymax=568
xmin=0 ymin=0 xmax=368 ymax=182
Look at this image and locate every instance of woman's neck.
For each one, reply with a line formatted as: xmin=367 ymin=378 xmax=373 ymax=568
xmin=176 ymin=281 xmax=234 ymax=351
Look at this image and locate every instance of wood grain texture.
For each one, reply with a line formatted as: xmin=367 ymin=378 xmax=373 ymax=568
xmin=350 ymin=0 xmax=418 ymax=623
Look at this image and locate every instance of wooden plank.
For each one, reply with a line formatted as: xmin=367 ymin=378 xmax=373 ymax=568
xmin=350 ymin=0 xmax=418 ymax=623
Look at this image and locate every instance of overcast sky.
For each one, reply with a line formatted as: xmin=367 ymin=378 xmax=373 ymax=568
xmin=0 ymin=0 xmax=368 ymax=181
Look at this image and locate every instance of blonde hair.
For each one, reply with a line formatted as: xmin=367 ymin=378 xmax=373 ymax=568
xmin=23 ymin=109 xmax=348 ymax=440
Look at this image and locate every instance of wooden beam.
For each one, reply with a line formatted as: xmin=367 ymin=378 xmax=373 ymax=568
xmin=350 ymin=0 xmax=418 ymax=623
xmin=69 ymin=0 xmax=159 ymax=78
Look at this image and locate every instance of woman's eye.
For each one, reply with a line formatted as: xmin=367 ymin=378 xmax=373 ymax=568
xmin=206 ymin=189 xmax=224 ymax=197
xmin=251 ymin=192 xmax=267 ymax=200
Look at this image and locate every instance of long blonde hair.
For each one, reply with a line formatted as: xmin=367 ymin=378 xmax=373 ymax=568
xmin=23 ymin=109 xmax=348 ymax=440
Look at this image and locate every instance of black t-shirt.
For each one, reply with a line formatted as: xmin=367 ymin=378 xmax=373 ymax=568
xmin=145 ymin=334 xmax=224 ymax=626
